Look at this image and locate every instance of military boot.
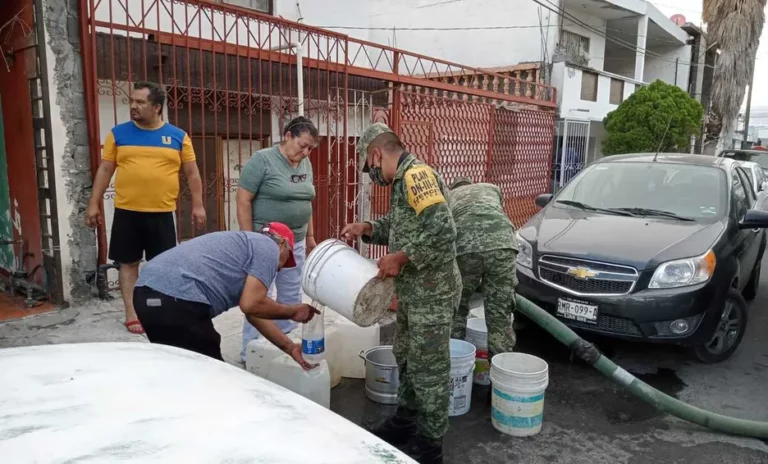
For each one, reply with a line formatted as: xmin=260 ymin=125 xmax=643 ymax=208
xmin=369 ymin=408 xmax=417 ymax=447
xmin=407 ymin=434 xmax=443 ymax=464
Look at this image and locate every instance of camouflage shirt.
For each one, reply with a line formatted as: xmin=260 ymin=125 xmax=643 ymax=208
xmin=362 ymin=154 xmax=461 ymax=302
xmin=447 ymin=182 xmax=517 ymax=256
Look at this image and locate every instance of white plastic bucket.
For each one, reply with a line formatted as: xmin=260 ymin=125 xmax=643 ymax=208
xmin=465 ymin=318 xmax=490 ymax=386
xmin=448 ymin=339 xmax=476 ymax=417
xmin=301 ymin=239 xmax=396 ymax=327
xmin=490 ymin=353 xmax=549 ymax=437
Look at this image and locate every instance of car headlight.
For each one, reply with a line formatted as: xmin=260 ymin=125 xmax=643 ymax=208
xmin=649 ymin=250 xmax=716 ymax=289
xmin=516 ymin=233 xmax=533 ymax=268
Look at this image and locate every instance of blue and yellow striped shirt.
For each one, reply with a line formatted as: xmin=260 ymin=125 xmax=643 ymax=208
xmin=102 ymin=121 xmax=196 ymax=212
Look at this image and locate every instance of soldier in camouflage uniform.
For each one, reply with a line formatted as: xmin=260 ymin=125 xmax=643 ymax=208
xmin=342 ymin=123 xmax=460 ymax=464
xmin=447 ymin=177 xmax=517 ymax=369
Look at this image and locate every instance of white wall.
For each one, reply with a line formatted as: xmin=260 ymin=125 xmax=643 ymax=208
xmin=643 ymin=46 xmax=691 ymax=90
xmin=362 ymin=0 xmax=558 ymax=69
xmin=553 ymin=62 xmax=638 ymax=122
xmin=274 ymin=0 xmax=371 ymax=43
xmin=222 ymin=139 xmax=261 ymax=232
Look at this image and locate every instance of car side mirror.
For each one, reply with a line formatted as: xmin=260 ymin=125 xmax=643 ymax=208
xmin=761 ymin=181 xmax=768 ymax=192
xmin=739 ymin=209 xmax=768 ymax=229
xmin=535 ymin=193 xmax=553 ymax=208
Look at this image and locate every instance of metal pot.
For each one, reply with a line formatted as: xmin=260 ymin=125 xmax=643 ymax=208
xmin=359 ymin=345 xmax=399 ymax=404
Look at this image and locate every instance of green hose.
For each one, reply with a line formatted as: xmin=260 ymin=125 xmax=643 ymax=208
xmin=515 ymin=295 xmax=768 ymax=439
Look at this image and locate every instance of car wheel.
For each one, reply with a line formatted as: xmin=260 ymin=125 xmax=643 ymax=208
xmin=743 ymin=260 xmax=761 ymax=301
xmin=692 ymin=288 xmax=748 ymax=364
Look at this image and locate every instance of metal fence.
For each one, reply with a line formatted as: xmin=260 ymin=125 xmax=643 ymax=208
xmin=78 ymin=0 xmax=557 ymax=284
xmin=552 ymin=119 xmax=590 ymax=194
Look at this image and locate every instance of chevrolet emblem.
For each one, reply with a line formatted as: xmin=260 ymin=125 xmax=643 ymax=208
xmin=566 ymin=267 xmax=597 ymax=280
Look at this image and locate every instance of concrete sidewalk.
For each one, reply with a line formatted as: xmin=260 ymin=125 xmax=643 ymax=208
xmin=0 ymin=298 xmax=248 ymax=366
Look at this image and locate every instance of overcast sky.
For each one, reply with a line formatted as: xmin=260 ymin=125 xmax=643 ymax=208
xmin=652 ymin=0 xmax=768 ymax=111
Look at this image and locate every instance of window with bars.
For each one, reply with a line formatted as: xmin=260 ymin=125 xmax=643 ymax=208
xmin=609 ymin=78 xmax=624 ymax=105
xmin=221 ymin=0 xmax=271 ymax=14
xmin=581 ymin=71 xmax=598 ymax=102
xmin=558 ymin=30 xmax=590 ymax=66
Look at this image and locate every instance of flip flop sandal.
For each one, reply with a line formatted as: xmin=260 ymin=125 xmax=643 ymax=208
xmin=125 ymin=320 xmax=145 ymax=335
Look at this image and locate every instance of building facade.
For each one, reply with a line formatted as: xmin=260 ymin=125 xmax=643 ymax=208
xmin=262 ymin=0 xmax=695 ymax=189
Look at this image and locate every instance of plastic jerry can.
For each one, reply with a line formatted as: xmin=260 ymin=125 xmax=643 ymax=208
xmin=265 ymin=354 xmax=331 ymax=409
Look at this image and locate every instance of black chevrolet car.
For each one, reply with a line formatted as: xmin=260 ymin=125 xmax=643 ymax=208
xmin=516 ymin=154 xmax=768 ymax=363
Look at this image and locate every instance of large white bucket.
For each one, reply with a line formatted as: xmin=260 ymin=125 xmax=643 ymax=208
xmin=301 ymin=239 xmax=396 ymax=327
xmin=465 ymin=318 xmax=490 ymax=386
xmin=490 ymin=353 xmax=549 ymax=437
xmin=448 ymin=339 xmax=476 ymax=417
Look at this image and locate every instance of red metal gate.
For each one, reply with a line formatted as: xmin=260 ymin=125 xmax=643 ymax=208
xmin=364 ymin=89 xmax=556 ymax=258
xmin=78 ymin=0 xmax=557 ymax=277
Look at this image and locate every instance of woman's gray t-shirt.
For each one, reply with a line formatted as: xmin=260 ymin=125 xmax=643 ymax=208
xmin=239 ymin=145 xmax=316 ymax=241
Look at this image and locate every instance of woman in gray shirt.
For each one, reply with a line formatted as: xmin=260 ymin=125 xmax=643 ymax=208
xmin=236 ymin=116 xmax=319 ymax=360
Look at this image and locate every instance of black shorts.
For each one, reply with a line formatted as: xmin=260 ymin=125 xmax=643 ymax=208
xmin=108 ymin=208 xmax=177 ymax=264
xmin=134 ymin=286 xmax=222 ymax=361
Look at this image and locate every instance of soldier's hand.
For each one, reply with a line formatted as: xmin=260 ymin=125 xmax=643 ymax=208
xmin=290 ymin=304 xmax=320 ymax=323
xmin=377 ymin=251 xmax=409 ymax=278
xmin=341 ymin=222 xmax=372 ymax=241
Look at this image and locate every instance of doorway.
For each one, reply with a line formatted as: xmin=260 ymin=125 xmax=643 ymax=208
xmin=177 ymin=136 xmax=224 ymax=241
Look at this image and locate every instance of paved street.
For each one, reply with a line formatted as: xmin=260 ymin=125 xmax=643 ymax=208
xmin=332 ymin=259 xmax=768 ymax=464
xmin=2 ymin=260 xmax=768 ymax=463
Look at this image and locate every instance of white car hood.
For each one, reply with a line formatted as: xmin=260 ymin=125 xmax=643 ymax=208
xmin=0 ymin=343 xmax=414 ymax=464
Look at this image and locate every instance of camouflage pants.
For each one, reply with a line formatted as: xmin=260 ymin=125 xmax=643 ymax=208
xmin=393 ymin=294 xmax=459 ymax=439
xmin=452 ymin=249 xmax=517 ymax=360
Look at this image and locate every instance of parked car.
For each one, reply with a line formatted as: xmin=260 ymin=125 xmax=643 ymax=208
xmin=734 ymin=160 xmax=768 ymax=199
xmin=516 ymin=154 xmax=768 ymax=363
xmin=0 ymin=343 xmax=414 ymax=463
xmin=718 ymin=149 xmax=768 ymax=175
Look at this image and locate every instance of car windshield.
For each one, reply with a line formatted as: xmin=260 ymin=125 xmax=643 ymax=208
xmin=555 ymin=162 xmax=727 ymax=221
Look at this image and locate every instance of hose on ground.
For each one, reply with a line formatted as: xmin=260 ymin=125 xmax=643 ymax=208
xmin=515 ymin=295 xmax=768 ymax=439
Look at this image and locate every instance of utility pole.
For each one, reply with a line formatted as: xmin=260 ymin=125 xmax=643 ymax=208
xmin=743 ymin=62 xmax=756 ymax=145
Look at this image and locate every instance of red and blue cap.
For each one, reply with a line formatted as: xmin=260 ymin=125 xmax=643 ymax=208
xmin=261 ymin=222 xmax=296 ymax=268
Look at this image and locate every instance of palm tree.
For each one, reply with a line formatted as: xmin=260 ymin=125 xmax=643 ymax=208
xmin=702 ymin=0 xmax=766 ymax=155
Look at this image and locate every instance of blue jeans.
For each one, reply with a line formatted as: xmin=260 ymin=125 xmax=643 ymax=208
xmin=241 ymin=238 xmax=306 ymax=361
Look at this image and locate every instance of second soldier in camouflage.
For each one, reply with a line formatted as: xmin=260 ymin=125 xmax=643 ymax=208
xmin=447 ymin=178 xmax=518 ymax=370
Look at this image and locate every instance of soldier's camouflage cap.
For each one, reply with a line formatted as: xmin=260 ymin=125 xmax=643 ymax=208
xmin=449 ymin=177 xmax=473 ymax=190
xmin=356 ymin=122 xmax=394 ymax=172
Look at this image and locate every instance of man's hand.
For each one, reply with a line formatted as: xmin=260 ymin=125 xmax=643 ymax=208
xmin=377 ymin=251 xmax=409 ymax=279
xmin=341 ymin=222 xmax=372 ymax=241
xmin=306 ymin=236 xmax=317 ymax=255
xmin=192 ymin=205 xmax=207 ymax=229
xmin=290 ymin=304 xmax=320 ymax=323
xmin=85 ymin=203 xmax=101 ymax=228
xmin=285 ymin=342 xmax=317 ymax=371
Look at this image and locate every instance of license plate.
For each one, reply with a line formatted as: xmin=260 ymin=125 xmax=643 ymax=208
xmin=557 ymin=299 xmax=598 ymax=323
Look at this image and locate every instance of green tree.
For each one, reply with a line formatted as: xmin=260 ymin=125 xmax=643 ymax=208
xmin=602 ymin=80 xmax=704 ymax=156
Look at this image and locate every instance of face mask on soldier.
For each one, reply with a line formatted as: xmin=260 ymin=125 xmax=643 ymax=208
xmin=368 ymin=151 xmax=390 ymax=187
